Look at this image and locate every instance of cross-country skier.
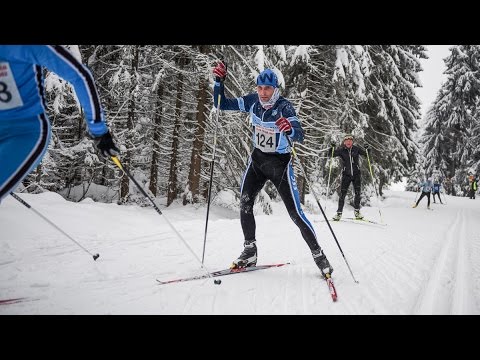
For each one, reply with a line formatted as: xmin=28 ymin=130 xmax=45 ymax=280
xmin=211 ymin=61 xmax=333 ymax=279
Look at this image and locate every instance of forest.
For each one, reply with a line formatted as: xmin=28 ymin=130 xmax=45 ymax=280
xmin=24 ymin=45 xmax=479 ymax=209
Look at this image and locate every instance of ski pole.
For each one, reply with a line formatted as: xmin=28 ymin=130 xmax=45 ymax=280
xmin=324 ymin=145 xmax=335 ymax=213
xmin=285 ymin=136 xmax=359 ymax=283
xmin=10 ymin=192 xmax=99 ymax=261
xmin=202 ymin=82 xmax=223 ymax=264
xmin=110 ymin=156 xmax=217 ymax=282
xmin=413 ymin=188 xmax=420 ymax=204
xmin=365 ymin=148 xmax=384 ymax=223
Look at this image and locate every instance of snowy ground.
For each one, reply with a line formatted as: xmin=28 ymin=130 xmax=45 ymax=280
xmin=1 ymin=189 xmax=479 ymax=314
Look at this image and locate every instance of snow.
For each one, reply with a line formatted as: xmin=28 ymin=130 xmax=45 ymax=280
xmin=389 ymin=177 xmax=407 ymax=191
xmin=1 ymin=190 xmax=479 ymax=314
xmin=333 ymin=47 xmax=348 ymax=80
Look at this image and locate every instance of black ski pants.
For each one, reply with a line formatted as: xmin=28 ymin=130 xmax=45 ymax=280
xmin=432 ymin=191 xmax=442 ymax=203
xmin=240 ymin=148 xmax=320 ymax=251
xmin=416 ymin=191 xmax=431 ymax=206
xmin=337 ymin=174 xmax=361 ymax=213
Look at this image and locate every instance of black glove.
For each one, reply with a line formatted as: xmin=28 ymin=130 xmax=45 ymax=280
xmin=94 ymin=131 xmax=120 ymax=157
xmin=365 ymin=144 xmax=370 ymax=151
xmin=330 ymin=142 xmax=336 ymax=149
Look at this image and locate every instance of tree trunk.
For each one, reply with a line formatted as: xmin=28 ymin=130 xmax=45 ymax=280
xmin=184 ymin=64 xmax=209 ymax=204
xmin=149 ymin=82 xmax=164 ymax=197
xmin=450 ymin=160 xmax=456 ymax=196
xmin=167 ymin=56 xmax=185 ymax=206
xmin=378 ymin=176 xmax=384 ymax=197
xmin=120 ymin=45 xmax=140 ymax=202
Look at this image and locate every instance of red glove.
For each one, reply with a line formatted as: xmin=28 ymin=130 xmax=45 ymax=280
xmin=275 ymin=117 xmax=292 ymax=134
xmin=213 ymin=62 xmax=227 ymax=82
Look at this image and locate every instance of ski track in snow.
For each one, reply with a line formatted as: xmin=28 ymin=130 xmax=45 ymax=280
xmin=1 ymin=190 xmax=479 ymax=314
xmin=412 ymin=208 xmax=475 ymax=314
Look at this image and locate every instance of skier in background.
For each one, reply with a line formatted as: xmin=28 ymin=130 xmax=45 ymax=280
xmin=432 ymin=179 xmax=443 ymax=204
xmin=413 ymin=177 xmax=433 ymax=209
xmin=330 ymin=134 xmax=369 ymax=221
xmin=468 ymin=175 xmax=478 ymax=199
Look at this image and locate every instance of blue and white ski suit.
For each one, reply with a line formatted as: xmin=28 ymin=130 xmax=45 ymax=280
xmin=0 ymin=45 xmax=108 ymax=202
xmin=415 ymin=180 xmax=433 ymax=207
xmin=213 ymin=80 xmax=321 ymax=252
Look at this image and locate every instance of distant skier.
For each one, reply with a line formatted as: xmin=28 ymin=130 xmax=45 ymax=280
xmin=413 ymin=177 xmax=433 ymax=209
xmin=0 ymin=45 xmax=119 ymax=203
xmin=468 ymin=175 xmax=477 ymax=199
xmin=211 ymin=61 xmax=333 ymax=279
xmin=432 ymin=180 xmax=443 ymax=204
xmin=330 ymin=134 xmax=369 ymax=221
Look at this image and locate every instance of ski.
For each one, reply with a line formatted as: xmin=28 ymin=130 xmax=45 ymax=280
xmin=342 ymin=217 xmax=387 ymax=226
xmin=0 ymin=297 xmax=29 ymax=305
xmin=156 ymin=262 xmax=290 ymax=285
xmin=325 ymin=274 xmax=337 ymax=302
xmin=323 ymin=217 xmax=386 ymax=226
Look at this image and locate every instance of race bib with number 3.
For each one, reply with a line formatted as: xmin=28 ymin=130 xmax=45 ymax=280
xmin=254 ymin=124 xmax=277 ymax=153
xmin=0 ymin=62 xmax=24 ymax=110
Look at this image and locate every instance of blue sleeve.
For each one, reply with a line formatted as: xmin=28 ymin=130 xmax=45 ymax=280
xmin=280 ymin=101 xmax=304 ymax=143
xmin=3 ymin=45 xmax=108 ymax=137
xmin=213 ymin=80 xmax=256 ymax=112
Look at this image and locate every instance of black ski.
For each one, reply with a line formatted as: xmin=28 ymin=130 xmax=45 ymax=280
xmin=156 ymin=262 xmax=290 ymax=285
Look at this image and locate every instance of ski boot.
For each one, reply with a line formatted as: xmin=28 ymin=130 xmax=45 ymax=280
xmin=332 ymin=212 xmax=342 ymax=221
xmin=412 ymin=204 xmax=417 ymax=208
xmin=312 ymin=248 xmax=334 ymax=279
xmin=354 ymin=209 xmax=364 ymax=220
xmin=230 ymin=240 xmax=257 ymax=269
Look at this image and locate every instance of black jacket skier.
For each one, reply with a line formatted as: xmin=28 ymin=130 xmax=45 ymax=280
xmin=331 ymin=134 xmax=368 ymax=220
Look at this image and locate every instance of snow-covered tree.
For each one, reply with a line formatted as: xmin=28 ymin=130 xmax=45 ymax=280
xmin=332 ymin=45 xmax=426 ymax=196
xmin=419 ymin=45 xmax=480 ymax=192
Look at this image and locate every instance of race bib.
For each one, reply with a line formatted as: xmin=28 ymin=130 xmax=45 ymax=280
xmin=0 ymin=62 xmax=24 ymax=110
xmin=254 ymin=124 xmax=276 ymax=153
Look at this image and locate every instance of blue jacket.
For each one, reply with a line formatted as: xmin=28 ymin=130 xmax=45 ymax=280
xmin=432 ymin=183 xmax=441 ymax=192
xmin=419 ymin=180 xmax=433 ymax=193
xmin=0 ymin=45 xmax=107 ymax=137
xmin=213 ymin=80 xmax=303 ymax=154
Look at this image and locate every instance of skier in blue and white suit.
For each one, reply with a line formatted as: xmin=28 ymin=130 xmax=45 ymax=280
xmin=413 ymin=177 xmax=433 ymax=209
xmin=0 ymin=45 xmax=119 ymax=202
xmin=212 ymin=62 xmax=333 ymax=278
